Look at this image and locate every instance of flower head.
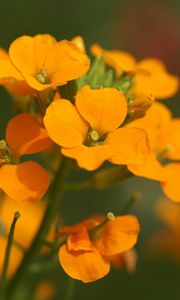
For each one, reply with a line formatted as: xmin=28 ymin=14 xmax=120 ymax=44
xmin=44 ymin=85 xmax=149 ymax=171
xmin=0 ymin=113 xmax=51 ymax=204
xmin=0 ymin=34 xmax=90 ymax=92
xmin=58 ymin=214 xmax=140 ymax=282
xmin=127 ymin=102 xmax=180 ymax=202
xmin=91 ymin=44 xmax=179 ymax=99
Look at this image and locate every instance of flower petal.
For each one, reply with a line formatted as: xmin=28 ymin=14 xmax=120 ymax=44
xmin=0 ymin=59 xmax=22 ymax=81
xmin=62 ymin=144 xmax=112 ymax=171
xmin=44 ymin=99 xmax=88 ymax=147
xmin=67 ymin=227 xmax=93 ymax=252
xmin=161 ymin=163 xmax=180 ymax=202
xmin=6 ymin=113 xmax=53 ymax=157
xmin=95 ymin=215 xmax=140 ymax=256
xmin=59 ymin=244 xmax=110 ymax=283
xmin=91 ymin=44 xmax=136 ymax=75
xmin=76 ymin=85 xmax=127 ymax=134
xmin=45 ymin=40 xmax=90 ymax=83
xmin=9 ymin=34 xmax=57 ymax=75
xmin=128 ymin=151 xmax=167 ymax=181
xmin=157 ymin=119 xmax=180 ymax=160
xmin=0 ymin=161 xmax=50 ymax=204
xmin=105 ymin=127 xmax=150 ymax=165
xmin=134 ymin=58 xmax=179 ymax=99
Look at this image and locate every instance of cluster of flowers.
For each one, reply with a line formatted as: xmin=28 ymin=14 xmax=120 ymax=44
xmin=0 ymin=34 xmax=179 ymax=287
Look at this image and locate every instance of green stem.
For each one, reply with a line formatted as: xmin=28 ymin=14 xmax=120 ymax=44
xmin=64 ymin=278 xmax=76 ymax=300
xmin=0 ymin=212 xmax=20 ymax=296
xmin=6 ymin=157 xmax=72 ymax=299
xmin=121 ymin=192 xmax=142 ymax=214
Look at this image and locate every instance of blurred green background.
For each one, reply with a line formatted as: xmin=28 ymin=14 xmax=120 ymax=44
xmin=0 ymin=0 xmax=180 ymax=299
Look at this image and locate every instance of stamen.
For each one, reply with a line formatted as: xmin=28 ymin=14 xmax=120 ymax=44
xmin=107 ymin=212 xmax=115 ymax=221
xmin=35 ymin=67 xmax=48 ymax=84
xmin=90 ymin=130 xmax=99 ymax=142
xmin=0 ymin=140 xmax=7 ymax=150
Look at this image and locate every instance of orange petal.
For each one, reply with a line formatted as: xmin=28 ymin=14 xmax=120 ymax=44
xmin=0 ymin=195 xmax=47 ymax=277
xmin=157 ymin=119 xmax=180 ymax=160
xmin=9 ymin=34 xmax=57 ymax=75
xmin=67 ymin=227 xmax=93 ymax=252
xmin=0 ymin=59 xmax=22 ymax=81
xmin=134 ymin=58 xmax=179 ymax=99
xmin=59 ymin=244 xmax=110 ymax=283
xmin=94 ymin=215 xmax=140 ymax=256
xmin=76 ymin=85 xmax=127 ymax=134
xmin=71 ymin=36 xmax=86 ymax=52
xmin=155 ymin=200 xmax=180 ymax=233
xmin=0 ymin=161 xmax=50 ymax=204
xmin=62 ymin=144 xmax=112 ymax=171
xmin=6 ymin=113 xmax=52 ymax=157
xmin=161 ymin=163 xmax=180 ymax=202
xmin=128 ymin=151 xmax=167 ymax=181
xmin=44 ymin=99 xmax=88 ymax=147
xmin=105 ymin=127 xmax=150 ymax=165
xmin=91 ymin=44 xmax=136 ymax=75
xmin=127 ymin=102 xmax=172 ymax=148
xmin=0 ymin=47 xmax=8 ymax=59
xmin=45 ymin=40 xmax=90 ymax=83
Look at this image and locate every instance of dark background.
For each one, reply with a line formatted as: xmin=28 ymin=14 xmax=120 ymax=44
xmin=0 ymin=0 xmax=180 ymax=299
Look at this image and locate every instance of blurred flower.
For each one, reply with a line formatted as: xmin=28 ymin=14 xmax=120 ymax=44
xmin=110 ymin=248 xmax=137 ymax=274
xmin=0 ymin=196 xmax=47 ymax=277
xmin=127 ymin=102 xmax=180 ymax=202
xmin=148 ymin=199 xmax=180 ymax=262
xmin=0 ymin=34 xmax=90 ymax=92
xmin=0 ymin=113 xmax=51 ymax=204
xmin=35 ymin=281 xmax=56 ymax=300
xmin=58 ymin=214 xmax=140 ymax=282
xmin=91 ymin=45 xmax=179 ymax=99
xmin=44 ymin=85 xmax=149 ymax=171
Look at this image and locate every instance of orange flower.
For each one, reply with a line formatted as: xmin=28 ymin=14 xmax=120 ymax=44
xmin=58 ymin=214 xmax=140 ymax=282
xmin=0 ymin=195 xmax=47 ymax=277
xmin=133 ymin=58 xmax=179 ymax=99
xmin=148 ymin=199 xmax=180 ymax=262
xmin=44 ymin=85 xmax=149 ymax=171
xmin=0 ymin=47 xmax=35 ymax=96
xmin=110 ymin=248 xmax=137 ymax=273
xmin=0 ymin=34 xmax=90 ymax=92
xmin=0 ymin=113 xmax=51 ymax=204
xmin=127 ymin=102 xmax=180 ymax=202
xmin=91 ymin=44 xmax=179 ymax=99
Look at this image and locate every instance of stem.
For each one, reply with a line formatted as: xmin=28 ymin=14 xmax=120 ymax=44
xmin=121 ymin=192 xmax=142 ymax=214
xmin=0 ymin=212 xmax=20 ymax=296
xmin=64 ymin=278 xmax=76 ymax=300
xmin=6 ymin=157 xmax=72 ymax=299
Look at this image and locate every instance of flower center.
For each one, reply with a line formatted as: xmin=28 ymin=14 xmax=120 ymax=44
xmin=0 ymin=139 xmax=14 ymax=165
xmin=90 ymin=130 xmax=99 ymax=142
xmin=35 ymin=67 xmax=49 ymax=84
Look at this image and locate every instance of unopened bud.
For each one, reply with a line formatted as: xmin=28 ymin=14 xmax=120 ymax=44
xmin=128 ymin=92 xmax=154 ymax=121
